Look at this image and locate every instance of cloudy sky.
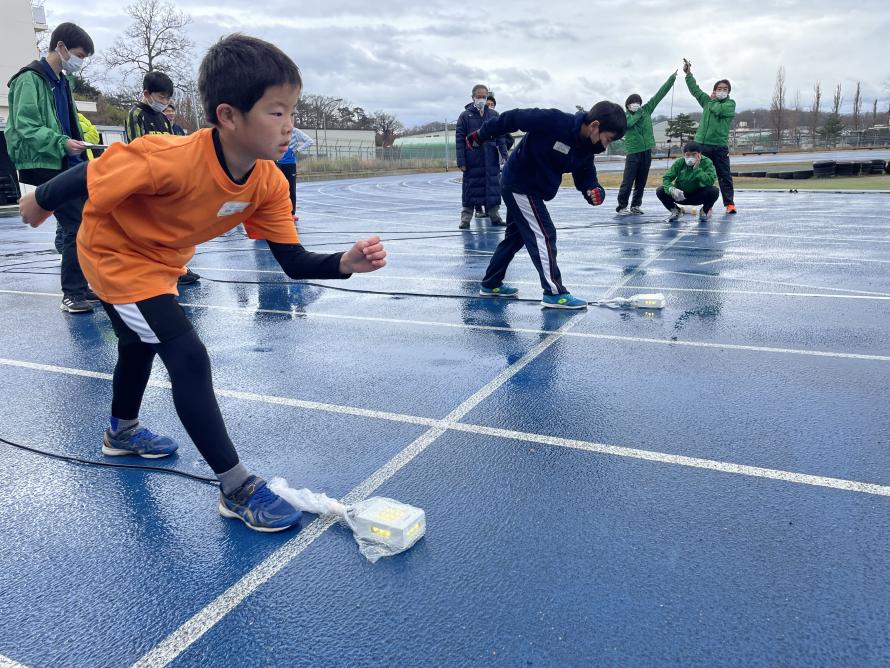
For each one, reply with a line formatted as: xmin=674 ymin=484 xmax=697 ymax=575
xmin=47 ymin=0 xmax=889 ymax=127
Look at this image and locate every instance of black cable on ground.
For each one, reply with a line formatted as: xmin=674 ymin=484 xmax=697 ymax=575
xmin=0 ymin=435 xmax=219 ymax=485
xmin=198 ymin=274 xmax=547 ymax=303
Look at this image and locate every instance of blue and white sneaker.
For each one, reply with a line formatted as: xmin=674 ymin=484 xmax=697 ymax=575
xmin=102 ymin=424 xmax=179 ymax=459
xmin=479 ymin=283 xmax=519 ymax=298
xmin=219 ymin=475 xmax=302 ymax=533
xmin=541 ymin=292 xmax=588 ymax=309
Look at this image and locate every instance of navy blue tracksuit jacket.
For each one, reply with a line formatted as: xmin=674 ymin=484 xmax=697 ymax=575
xmin=477 ymin=108 xmax=601 ymax=200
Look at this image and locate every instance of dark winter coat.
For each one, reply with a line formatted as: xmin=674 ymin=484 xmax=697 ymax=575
xmin=455 ymin=103 xmax=506 ymax=208
xmin=478 ymin=108 xmax=601 ymax=201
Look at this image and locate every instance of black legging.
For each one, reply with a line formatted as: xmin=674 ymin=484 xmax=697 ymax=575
xmin=111 ymin=330 xmax=239 ymax=473
xmin=277 ymin=162 xmax=297 ymax=214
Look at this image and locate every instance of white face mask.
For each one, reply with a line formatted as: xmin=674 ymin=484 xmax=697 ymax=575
xmin=148 ymin=96 xmax=170 ymax=114
xmin=685 ymin=156 xmax=697 ymax=166
xmin=473 ymin=97 xmax=487 ymax=109
xmin=715 ymin=91 xmax=729 ymax=100
xmin=57 ymin=46 xmax=84 ymax=74
xmin=627 ymin=103 xmax=641 ymax=112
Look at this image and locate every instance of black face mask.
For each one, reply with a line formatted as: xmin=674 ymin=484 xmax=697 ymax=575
xmin=591 ymin=140 xmax=606 ymax=154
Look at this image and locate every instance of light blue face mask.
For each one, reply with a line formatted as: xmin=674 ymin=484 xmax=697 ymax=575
xmin=57 ymin=46 xmax=84 ymax=74
xmin=473 ymin=97 xmax=487 ymax=109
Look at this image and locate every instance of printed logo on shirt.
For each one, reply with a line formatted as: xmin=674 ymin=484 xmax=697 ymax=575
xmin=553 ymin=141 xmax=570 ymax=155
xmin=217 ymin=201 xmax=252 ymax=217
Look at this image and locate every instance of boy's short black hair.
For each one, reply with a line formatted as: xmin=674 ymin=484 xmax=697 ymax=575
xmin=624 ymin=93 xmax=642 ymax=108
xmin=486 ymin=94 xmax=496 ymax=106
xmin=143 ymin=71 xmax=175 ymax=95
xmin=713 ymin=79 xmax=732 ymax=92
xmin=49 ymin=23 xmax=94 ymax=57
xmin=683 ymin=141 xmax=703 ymax=153
xmin=584 ymin=101 xmax=627 ymax=140
xmin=199 ymin=34 xmax=302 ymax=124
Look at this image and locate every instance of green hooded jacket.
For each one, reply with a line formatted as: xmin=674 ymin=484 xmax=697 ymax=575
xmin=624 ymin=72 xmax=676 ymax=154
xmin=685 ymin=73 xmax=735 ymax=147
xmin=662 ymin=155 xmax=716 ymax=195
xmin=5 ymin=61 xmax=83 ymax=172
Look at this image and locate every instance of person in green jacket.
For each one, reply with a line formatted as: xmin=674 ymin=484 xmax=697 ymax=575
xmin=683 ymin=59 xmax=737 ymax=213
xmin=656 ymin=141 xmax=719 ymax=222
xmin=616 ymin=71 xmax=676 ymax=215
xmin=6 ymin=22 xmax=96 ymax=313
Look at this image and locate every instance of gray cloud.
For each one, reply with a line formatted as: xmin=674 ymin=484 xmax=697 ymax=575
xmin=46 ymin=0 xmax=890 ymax=126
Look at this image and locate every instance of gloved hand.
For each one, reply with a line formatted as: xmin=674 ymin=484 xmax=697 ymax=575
xmin=466 ymin=131 xmax=483 ymax=150
xmin=671 ymin=187 xmax=685 ymax=202
xmin=584 ymin=186 xmax=606 ymax=206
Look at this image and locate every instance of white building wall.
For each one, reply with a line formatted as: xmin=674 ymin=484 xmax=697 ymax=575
xmin=302 ymin=128 xmax=377 ymax=159
xmin=0 ymin=1 xmax=43 ymax=123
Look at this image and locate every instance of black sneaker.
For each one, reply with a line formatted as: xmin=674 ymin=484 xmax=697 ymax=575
xmin=60 ymin=294 xmax=94 ymax=313
xmin=490 ymin=217 xmax=506 ymax=226
xmin=178 ymin=268 xmax=201 ymax=285
xmin=82 ymin=288 xmax=101 ymax=303
xmin=458 ymin=221 xmax=470 ymax=230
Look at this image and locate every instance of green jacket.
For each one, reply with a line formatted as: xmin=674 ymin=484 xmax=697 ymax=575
xmin=662 ymin=155 xmax=716 ymax=195
xmin=624 ymin=73 xmax=676 ymax=154
xmin=5 ymin=61 xmax=83 ymax=171
xmin=686 ymin=73 xmax=735 ymax=146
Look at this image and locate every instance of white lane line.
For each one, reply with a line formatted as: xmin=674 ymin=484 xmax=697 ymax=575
xmin=132 ymin=221 xmax=693 ymax=668
xmin=697 ymin=259 xmax=723 ymax=266
xmin=0 ymin=655 xmax=30 ymax=668
xmin=445 ymin=422 xmax=890 ymax=497
xmin=0 ymin=357 xmax=440 ymax=428
xmin=661 ymin=270 xmax=890 ymax=297
xmin=184 ymin=268 xmax=890 ymax=301
xmin=6 ymin=355 xmax=890 ymax=499
xmin=2 ymin=290 xmax=889 ymax=361
xmin=729 ymin=231 xmax=890 ymax=244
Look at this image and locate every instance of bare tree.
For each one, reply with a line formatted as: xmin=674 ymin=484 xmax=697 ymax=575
xmin=852 ymin=81 xmax=862 ymax=131
xmin=789 ymin=89 xmax=802 ymax=147
xmin=832 ymin=83 xmax=842 ymax=115
xmin=810 ymin=81 xmax=822 ymax=146
xmin=103 ymin=0 xmax=194 ymax=87
xmin=871 ymin=99 xmax=878 ymax=128
xmin=176 ymin=77 xmax=204 ymax=131
xmin=372 ymin=111 xmax=404 ymax=147
xmin=769 ymin=66 xmax=786 ymax=148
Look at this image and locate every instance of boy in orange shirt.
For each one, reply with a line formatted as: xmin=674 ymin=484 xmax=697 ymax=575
xmin=19 ymin=35 xmax=387 ymax=533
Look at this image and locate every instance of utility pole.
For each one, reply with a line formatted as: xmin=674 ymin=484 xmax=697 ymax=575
xmin=443 ymin=119 xmax=449 ymax=171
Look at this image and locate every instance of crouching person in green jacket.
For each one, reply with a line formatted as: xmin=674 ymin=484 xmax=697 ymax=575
xmin=616 ymin=71 xmax=676 ymax=216
xmin=656 ymin=142 xmax=718 ymax=222
xmin=683 ymin=59 xmax=736 ymax=213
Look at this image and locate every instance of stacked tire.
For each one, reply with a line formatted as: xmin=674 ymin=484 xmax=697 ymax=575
xmin=870 ymin=159 xmax=886 ymax=175
xmin=813 ymin=160 xmax=836 ymax=178
xmin=835 ymin=162 xmax=855 ymax=177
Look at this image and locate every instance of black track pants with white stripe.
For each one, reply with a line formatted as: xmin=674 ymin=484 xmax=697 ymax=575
xmin=481 ymin=189 xmax=567 ymax=296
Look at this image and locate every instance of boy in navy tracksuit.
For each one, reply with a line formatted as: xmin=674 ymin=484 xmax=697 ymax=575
xmin=466 ymin=101 xmax=626 ymax=308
